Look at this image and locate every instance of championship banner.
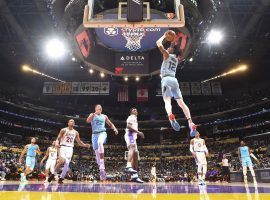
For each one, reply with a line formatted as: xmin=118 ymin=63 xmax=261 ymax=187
xmin=211 ymin=82 xmax=222 ymax=95
xmin=180 ymin=82 xmax=190 ymax=96
xmin=43 ymin=82 xmax=53 ymax=94
xmin=201 ymin=82 xmax=212 ymax=96
xmin=43 ymin=82 xmax=110 ymax=95
xmin=137 ymin=86 xmax=148 ymax=102
xmin=190 ymin=82 xmax=202 ymax=95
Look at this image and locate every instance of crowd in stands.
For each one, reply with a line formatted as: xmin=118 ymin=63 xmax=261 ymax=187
xmin=0 ymin=134 xmax=270 ymax=183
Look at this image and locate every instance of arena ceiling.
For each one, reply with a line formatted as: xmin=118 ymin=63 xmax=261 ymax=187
xmin=0 ymin=0 xmax=270 ymax=83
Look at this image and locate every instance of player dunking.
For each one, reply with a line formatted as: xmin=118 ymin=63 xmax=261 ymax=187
xmin=124 ymin=107 xmax=144 ymax=183
xmin=40 ymin=141 xmax=58 ymax=183
xmin=86 ymin=104 xmax=118 ymax=181
xmin=48 ymin=119 xmax=90 ymax=184
xmin=156 ymin=30 xmax=197 ymax=136
xmin=238 ymin=140 xmax=260 ymax=184
xmin=19 ymin=137 xmax=41 ymax=182
xmin=190 ymin=131 xmax=208 ymax=185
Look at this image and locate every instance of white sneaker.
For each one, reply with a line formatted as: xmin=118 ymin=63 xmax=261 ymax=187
xmin=124 ymin=167 xmax=137 ymax=174
xmin=1 ymin=178 xmax=6 ymax=181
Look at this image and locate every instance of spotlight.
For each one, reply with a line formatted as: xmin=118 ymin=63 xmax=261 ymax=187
xmin=89 ymin=69 xmax=94 ymax=74
xmin=189 ymin=57 xmax=193 ymax=62
xmin=100 ymin=72 xmax=105 ymax=78
xmin=207 ymin=29 xmax=223 ymax=44
xmin=72 ymin=57 xmax=76 ymax=61
xmin=45 ymin=38 xmax=65 ymax=58
xmin=124 ymin=77 xmax=129 ymax=81
xmin=22 ymin=65 xmax=31 ymax=72
xmin=135 ymin=76 xmax=140 ymax=81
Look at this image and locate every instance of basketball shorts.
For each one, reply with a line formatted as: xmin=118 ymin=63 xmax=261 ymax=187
xmin=45 ymin=158 xmax=57 ymax=171
xmin=241 ymin=157 xmax=253 ymax=167
xmin=161 ymin=76 xmax=182 ymax=99
xmin=59 ymin=146 xmax=73 ymax=163
xmin=195 ymin=152 xmax=207 ymax=165
xmin=26 ymin=156 xmax=36 ymax=170
xmin=124 ymin=132 xmax=138 ymax=152
xmin=92 ymin=132 xmax=107 ymax=150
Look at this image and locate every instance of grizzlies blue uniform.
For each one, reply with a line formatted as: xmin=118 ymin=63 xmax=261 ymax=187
xmin=240 ymin=146 xmax=253 ymax=167
xmin=26 ymin=144 xmax=38 ymax=170
xmin=161 ymin=54 xmax=182 ymax=99
xmin=90 ymin=114 xmax=107 ymax=150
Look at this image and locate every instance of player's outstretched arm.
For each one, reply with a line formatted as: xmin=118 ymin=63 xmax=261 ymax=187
xmin=156 ymin=35 xmax=169 ymax=60
xmin=189 ymin=139 xmax=195 ymax=157
xmin=75 ymin=132 xmax=90 ymax=148
xmin=40 ymin=147 xmax=49 ymax=166
xmin=203 ymin=140 xmax=209 ymax=156
xmin=249 ymin=147 xmax=260 ymax=164
xmin=55 ymin=128 xmax=66 ymax=147
xmin=127 ymin=122 xmax=144 ymax=138
xmin=238 ymin=147 xmax=241 ymax=163
xmin=19 ymin=145 xmax=28 ymax=163
xmin=105 ymin=115 xmax=118 ymax=135
xmin=35 ymin=145 xmax=42 ymax=155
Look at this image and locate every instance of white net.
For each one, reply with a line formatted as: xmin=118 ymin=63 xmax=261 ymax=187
xmin=122 ymin=28 xmax=145 ymax=51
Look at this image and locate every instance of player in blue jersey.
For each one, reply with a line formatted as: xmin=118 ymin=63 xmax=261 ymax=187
xmin=86 ymin=104 xmax=118 ymax=181
xmin=19 ymin=137 xmax=41 ymax=182
xmin=156 ymin=30 xmax=197 ymax=136
xmin=238 ymin=140 xmax=260 ymax=184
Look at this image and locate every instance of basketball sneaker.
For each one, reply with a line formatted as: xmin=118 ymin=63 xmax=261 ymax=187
xmin=124 ymin=167 xmax=137 ymax=174
xmin=169 ymin=114 xmax=180 ymax=131
xmin=58 ymin=178 xmax=64 ymax=184
xmin=189 ymin=122 xmax=197 ymax=137
xmin=48 ymin=174 xmax=55 ymax=183
xmin=131 ymin=174 xmax=144 ymax=183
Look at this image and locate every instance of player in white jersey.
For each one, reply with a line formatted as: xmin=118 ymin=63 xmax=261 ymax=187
xmin=124 ymin=107 xmax=144 ymax=183
xmin=48 ymin=119 xmax=90 ymax=184
xmin=156 ymin=30 xmax=197 ymax=136
xmin=40 ymin=141 xmax=58 ymax=183
xmin=190 ymin=131 xmax=208 ymax=185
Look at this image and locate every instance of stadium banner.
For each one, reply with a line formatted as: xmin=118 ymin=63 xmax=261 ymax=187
xmin=43 ymin=82 xmax=110 ymax=95
xmin=115 ymin=52 xmax=149 ymax=74
xmin=190 ymin=82 xmax=202 ymax=95
xmin=137 ymin=86 xmax=148 ymax=102
xmin=201 ymin=82 xmax=212 ymax=95
xmin=180 ymin=82 xmax=191 ymax=96
xmin=211 ymin=82 xmax=222 ymax=95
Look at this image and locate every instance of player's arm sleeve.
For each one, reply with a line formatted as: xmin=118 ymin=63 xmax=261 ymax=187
xmin=203 ymin=140 xmax=208 ymax=154
xmin=189 ymin=140 xmax=194 ymax=153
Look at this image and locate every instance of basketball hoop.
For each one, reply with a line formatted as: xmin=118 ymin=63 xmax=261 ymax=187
xmin=121 ymin=28 xmax=145 ymax=51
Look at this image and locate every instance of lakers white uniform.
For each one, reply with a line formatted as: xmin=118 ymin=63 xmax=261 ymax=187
xmin=194 ymin=138 xmax=207 ymax=165
xmin=124 ymin=115 xmax=138 ymax=151
xmin=45 ymin=147 xmax=58 ymax=173
xmin=59 ymin=128 xmax=77 ymax=162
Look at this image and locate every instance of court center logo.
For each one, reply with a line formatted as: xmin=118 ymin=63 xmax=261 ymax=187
xmin=104 ymin=28 xmax=118 ymax=36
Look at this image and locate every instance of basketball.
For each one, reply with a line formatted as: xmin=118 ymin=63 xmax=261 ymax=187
xmin=165 ymin=30 xmax=177 ymax=42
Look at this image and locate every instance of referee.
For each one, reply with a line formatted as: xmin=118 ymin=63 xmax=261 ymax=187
xmin=222 ymin=154 xmax=230 ymax=182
